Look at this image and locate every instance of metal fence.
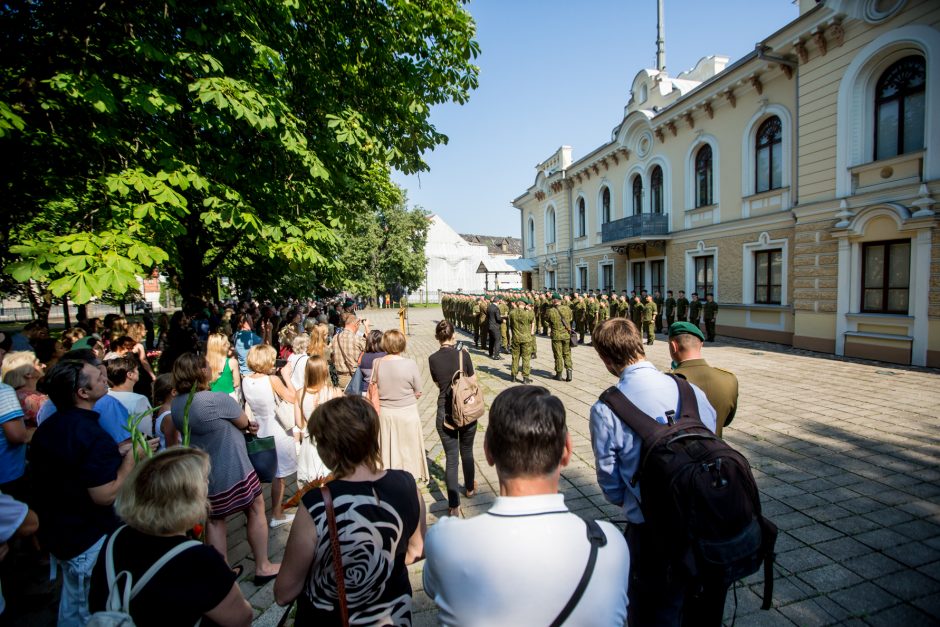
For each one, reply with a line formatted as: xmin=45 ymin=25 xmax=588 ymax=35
xmin=0 ymin=303 xmax=175 ymax=325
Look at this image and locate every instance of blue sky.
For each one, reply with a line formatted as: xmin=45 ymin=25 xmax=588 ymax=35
xmin=391 ymin=0 xmax=799 ymax=238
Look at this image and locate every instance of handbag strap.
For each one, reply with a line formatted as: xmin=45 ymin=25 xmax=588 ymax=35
xmin=321 ymin=485 xmax=349 ymax=627
xmin=548 ymin=519 xmax=607 ymax=627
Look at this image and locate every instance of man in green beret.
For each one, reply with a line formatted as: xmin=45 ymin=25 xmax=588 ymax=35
xmin=509 ymin=297 xmax=536 ymax=383
xmin=642 ymin=294 xmax=658 ymax=346
xmin=669 ymin=322 xmax=738 ymax=437
xmin=499 ymin=295 xmax=511 ymax=353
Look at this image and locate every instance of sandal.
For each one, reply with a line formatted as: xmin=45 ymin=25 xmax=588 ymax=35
xmin=448 ymin=506 xmax=463 ymax=518
xmin=231 ymin=564 xmax=244 ymax=579
xmin=465 ymin=482 xmax=477 ymax=498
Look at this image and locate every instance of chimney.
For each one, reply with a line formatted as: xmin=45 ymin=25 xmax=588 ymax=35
xmin=656 ymin=0 xmax=666 ymax=73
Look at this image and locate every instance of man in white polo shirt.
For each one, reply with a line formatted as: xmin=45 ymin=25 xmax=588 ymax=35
xmin=423 ymin=385 xmax=629 ymax=626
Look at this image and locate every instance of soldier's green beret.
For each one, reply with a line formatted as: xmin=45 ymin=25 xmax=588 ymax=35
xmin=668 ymin=321 xmax=705 ymax=342
xmin=551 ymin=292 xmax=561 ymax=300
xmin=522 ymin=297 xmax=532 ymax=305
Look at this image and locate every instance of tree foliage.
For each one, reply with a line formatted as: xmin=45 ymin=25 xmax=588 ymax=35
xmin=1 ymin=0 xmax=479 ymax=313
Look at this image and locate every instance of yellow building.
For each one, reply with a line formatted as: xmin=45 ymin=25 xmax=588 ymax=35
xmin=512 ymin=0 xmax=939 ymax=367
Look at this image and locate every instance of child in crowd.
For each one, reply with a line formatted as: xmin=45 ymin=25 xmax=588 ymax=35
xmin=153 ymin=374 xmax=179 ymax=449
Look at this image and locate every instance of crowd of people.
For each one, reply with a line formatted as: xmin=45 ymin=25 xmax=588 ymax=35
xmin=0 ymin=287 xmax=760 ymax=627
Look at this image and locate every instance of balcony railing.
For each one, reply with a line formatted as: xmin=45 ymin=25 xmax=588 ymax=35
xmin=601 ymin=213 xmax=669 ymax=242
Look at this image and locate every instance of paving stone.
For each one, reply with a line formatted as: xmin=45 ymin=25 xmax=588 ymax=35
xmin=915 ymin=559 xmax=940 ymax=582
xmin=865 ymin=602 xmax=937 ymax=626
xmin=788 ymin=523 xmax=844 ymax=545
xmin=884 ymin=541 xmax=940 ymax=567
xmin=797 ymin=563 xmax=863 ymax=593
xmin=813 ymin=536 xmax=872 ymax=561
xmin=803 ymin=503 xmax=854 ymax=523
xmin=855 ymin=528 xmax=912 ymax=551
xmin=873 ymin=569 xmax=939 ymax=600
xmin=842 ymin=552 xmax=907 ymax=579
xmin=892 ymin=518 xmax=940 ymax=541
xmin=774 ymin=510 xmax=815 ymax=530
xmin=776 ymin=546 xmax=834 ymax=573
xmin=829 ymin=581 xmax=900 ymax=616
xmin=910 ymin=591 xmax=940 ymax=618
xmin=827 ymin=515 xmax=883 ymax=535
xmin=776 ymin=598 xmax=844 ymax=626
xmin=864 ymin=506 xmax=916 ymax=527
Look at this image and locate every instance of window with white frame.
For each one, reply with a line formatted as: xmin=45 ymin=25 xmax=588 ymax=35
xmin=650 ymin=166 xmax=664 ymax=214
xmin=694 ymin=255 xmax=714 ymax=297
xmin=632 ymin=176 xmax=643 ymax=215
xmin=577 ymin=197 xmax=586 ymax=237
xmin=577 ymin=266 xmax=588 ymax=290
xmin=546 ymin=270 xmax=556 ymax=289
xmin=601 ymin=187 xmax=611 ymax=224
xmin=755 ymin=116 xmax=783 ymax=193
xmin=874 ymin=55 xmax=926 ymax=161
xmin=695 ymin=144 xmax=713 ymax=207
xmin=527 ymin=217 xmax=535 ymax=249
xmin=754 ymin=249 xmax=783 ymax=304
xmin=546 ymin=207 xmax=556 ymax=244
xmin=861 ymin=239 xmax=910 ymax=313
xmin=602 ymin=264 xmax=613 ymax=291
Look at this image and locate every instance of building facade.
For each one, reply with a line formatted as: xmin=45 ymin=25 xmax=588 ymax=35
xmin=512 ymin=0 xmax=939 ymax=367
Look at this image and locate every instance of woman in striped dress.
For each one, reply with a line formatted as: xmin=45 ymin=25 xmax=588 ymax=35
xmin=170 ymin=352 xmax=280 ymax=584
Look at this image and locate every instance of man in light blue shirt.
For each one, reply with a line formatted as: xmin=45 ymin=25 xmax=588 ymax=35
xmin=589 ymin=317 xmax=716 ymax=626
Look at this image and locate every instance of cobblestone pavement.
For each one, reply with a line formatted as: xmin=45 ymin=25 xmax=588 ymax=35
xmin=6 ymin=306 xmax=938 ymax=626
xmin=244 ymin=306 xmax=939 ymax=627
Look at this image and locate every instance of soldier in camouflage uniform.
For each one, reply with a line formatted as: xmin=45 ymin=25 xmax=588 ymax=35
xmin=509 ymin=297 xmax=535 ymax=383
xmin=498 ymin=295 xmax=510 ymax=353
xmin=545 ymin=293 xmax=573 ymax=381
xmin=630 ymin=295 xmax=643 ymax=330
xmin=540 ymin=292 xmax=551 ymax=336
xmin=573 ymin=294 xmax=587 ymax=344
xmin=585 ymin=295 xmax=598 ymax=342
xmin=653 ymin=290 xmax=665 ymax=334
xmin=643 ymin=294 xmax=658 ymax=345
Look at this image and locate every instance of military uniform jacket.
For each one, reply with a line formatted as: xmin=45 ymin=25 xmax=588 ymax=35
xmin=509 ymin=308 xmax=534 ymax=343
xmin=676 ymin=297 xmax=689 ymax=318
xmin=664 ymin=297 xmax=676 ymax=316
xmin=689 ymin=300 xmax=702 ymax=321
xmin=674 ymin=358 xmax=738 ymax=430
xmin=642 ymin=300 xmax=658 ymax=323
xmin=704 ymin=301 xmax=719 ymax=321
xmin=546 ymin=305 xmax=571 ymax=340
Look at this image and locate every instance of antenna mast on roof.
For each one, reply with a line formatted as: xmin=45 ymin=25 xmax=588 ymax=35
xmin=656 ymin=0 xmax=666 ymax=73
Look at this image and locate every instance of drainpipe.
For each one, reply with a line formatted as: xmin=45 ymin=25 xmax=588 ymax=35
xmin=756 ymin=44 xmax=799 ymax=205
xmin=566 ymin=171 xmax=574 ymax=289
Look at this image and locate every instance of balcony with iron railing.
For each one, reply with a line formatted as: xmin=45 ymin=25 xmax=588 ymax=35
xmin=601 ymin=213 xmax=670 ymax=243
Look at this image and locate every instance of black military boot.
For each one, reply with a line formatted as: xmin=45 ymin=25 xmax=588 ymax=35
xmin=523 ymin=376 xmax=532 ymax=384
xmin=565 ymin=369 xmax=572 ymax=382
xmin=553 ymin=372 xmax=563 ymax=381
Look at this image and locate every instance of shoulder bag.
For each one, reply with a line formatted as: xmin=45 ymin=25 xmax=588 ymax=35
xmin=366 ymin=357 xmax=382 ymax=414
xmin=270 ymin=376 xmax=295 ymax=433
xmin=548 ymin=519 xmax=607 ymax=627
xmin=321 ymin=484 xmax=350 ymax=627
xmin=245 ymin=433 xmax=278 ymax=483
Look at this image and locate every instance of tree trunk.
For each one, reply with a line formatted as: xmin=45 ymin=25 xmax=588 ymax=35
xmin=62 ymin=295 xmax=71 ymax=328
xmin=77 ymin=303 xmax=88 ymax=323
xmin=24 ymin=280 xmax=52 ymax=326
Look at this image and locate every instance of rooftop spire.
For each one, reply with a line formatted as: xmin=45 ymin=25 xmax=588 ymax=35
xmin=656 ymin=0 xmax=666 ymax=73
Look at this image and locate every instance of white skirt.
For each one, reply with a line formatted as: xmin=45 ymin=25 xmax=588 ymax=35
xmin=379 ymin=403 xmax=429 ymax=483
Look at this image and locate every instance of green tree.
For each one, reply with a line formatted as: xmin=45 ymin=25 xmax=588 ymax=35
xmin=339 ymin=188 xmax=430 ymax=302
xmin=1 ymin=0 xmax=479 ymax=318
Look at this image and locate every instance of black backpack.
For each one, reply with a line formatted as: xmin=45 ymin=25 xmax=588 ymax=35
xmin=600 ymin=374 xmax=777 ymax=609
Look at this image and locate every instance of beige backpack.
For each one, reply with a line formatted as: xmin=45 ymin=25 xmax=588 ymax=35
xmin=450 ymin=350 xmax=484 ymax=427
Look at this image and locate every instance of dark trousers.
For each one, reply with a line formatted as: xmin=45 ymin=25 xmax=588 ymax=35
xmin=667 ymin=313 xmax=676 ymax=328
xmin=488 ymin=326 xmax=501 ymax=358
xmin=704 ymin=319 xmax=716 ymax=341
xmin=436 ymin=399 xmax=477 ymax=508
xmin=625 ymin=524 xmax=730 ymax=627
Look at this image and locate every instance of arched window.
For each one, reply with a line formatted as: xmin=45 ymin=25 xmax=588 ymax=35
xmin=695 ymin=144 xmax=713 ymax=207
xmin=601 ymin=187 xmax=611 ymax=224
xmin=547 ymin=208 xmax=556 ymax=244
xmin=632 ymin=176 xmax=643 ymax=215
xmin=875 ymin=55 xmax=926 ymax=161
xmin=577 ymin=198 xmax=586 ymax=236
xmin=527 ymin=217 xmax=535 ymax=249
xmin=650 ymin=166 xmax=664 ymax=214
xmin=755 ymin=116 xmax=782 ymax=193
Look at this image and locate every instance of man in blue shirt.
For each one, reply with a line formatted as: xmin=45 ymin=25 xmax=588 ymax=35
xmin=233 ymin=313 xmax=263 ymax=376
xmin=589 ymin=317 xmax=717 ymax=626
xmin=34 ymin=350 xmax=131 ymax=443
xmin=0 ymin=382 xmax=29 ymax=500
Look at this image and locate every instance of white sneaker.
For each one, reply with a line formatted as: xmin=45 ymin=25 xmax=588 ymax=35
xmin=269 ymin=514 xmax=295 ymax=529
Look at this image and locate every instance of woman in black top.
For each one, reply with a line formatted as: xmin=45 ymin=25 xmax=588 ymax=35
xmin=427 ymin=320 xmax=478 ymax=517
xmin=275 ymin=396 xmax=426 ymax=626
xmin=89 ymin=448 xmax=253 ymax=627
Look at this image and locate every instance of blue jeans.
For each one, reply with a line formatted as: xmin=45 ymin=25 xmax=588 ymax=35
xmin=57 ymin=535 xmax=105 ymax=627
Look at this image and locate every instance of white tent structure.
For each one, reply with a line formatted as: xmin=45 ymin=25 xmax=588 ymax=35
xmin=418 ymin=215 xmax=521 ymax=303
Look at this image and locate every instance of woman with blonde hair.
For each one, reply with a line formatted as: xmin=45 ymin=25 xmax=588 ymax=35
xmin=125 ymin=321 xmax=157 ymax=395
xmin=286 ymin=333 xmax=310 ymax=392
xmin=1 ymin=351 xmax=47 ymax=429
xmin=207 ymin=333 xmax=241 ymax=399
xmin=89 ymin=448 xmax=253 ymax=626
xmin=375 ymin=329 xmax=429 ymax=483
xmin=274 ymin=396 xmax=426 ymax=624
xmin=306 ymin=323 xmax=330 ymax=360
xmin=242 ymin=344 xmax=297 ymax=527
xmin=293 ymin=355 xmax=343 ymax=484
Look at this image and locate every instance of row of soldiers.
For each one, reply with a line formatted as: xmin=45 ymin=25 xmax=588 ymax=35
xmin=440 ymin=289 xmax=719 ymax=382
